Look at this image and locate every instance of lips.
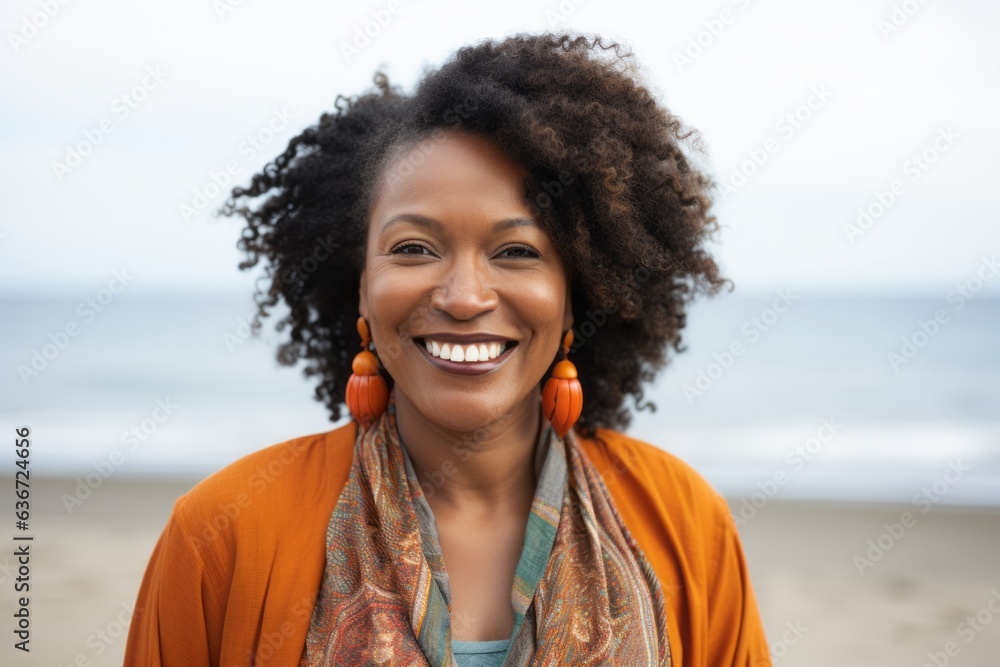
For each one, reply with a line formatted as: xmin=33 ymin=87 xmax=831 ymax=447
xmin=418 ymin=338 xmax=514 ymax=362
xmin=412 ymin=336 xmax=518 ymax=375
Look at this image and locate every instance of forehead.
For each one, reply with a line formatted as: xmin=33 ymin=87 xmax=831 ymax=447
xmin=371 ymin=130 xmax=534 ymax=224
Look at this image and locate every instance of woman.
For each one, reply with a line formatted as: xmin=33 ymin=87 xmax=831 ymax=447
xmin=125 ymin=33 xmax=771 ymax=666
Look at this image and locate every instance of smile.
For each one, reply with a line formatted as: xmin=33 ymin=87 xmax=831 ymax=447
xmin=413 ymin=337 xmax=518 ymax=375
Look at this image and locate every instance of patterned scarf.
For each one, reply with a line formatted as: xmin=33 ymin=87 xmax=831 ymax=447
xmin=301 ymin=391 xmax=670 ymax=666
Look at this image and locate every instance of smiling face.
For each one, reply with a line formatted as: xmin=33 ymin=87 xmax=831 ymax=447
xmin=359 ymin=129 xmax=573 ymax=433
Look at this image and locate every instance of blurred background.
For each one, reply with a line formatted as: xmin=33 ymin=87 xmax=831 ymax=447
xmin=1 ymin=0 xmax=998 ymax=664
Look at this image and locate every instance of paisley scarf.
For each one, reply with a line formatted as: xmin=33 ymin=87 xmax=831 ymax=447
xmin=300 ymin=391 xmax=670 ymax=666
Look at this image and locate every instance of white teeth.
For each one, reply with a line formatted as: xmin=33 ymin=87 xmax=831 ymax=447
xmin=423 ymin=339 xmax=511 ymax=363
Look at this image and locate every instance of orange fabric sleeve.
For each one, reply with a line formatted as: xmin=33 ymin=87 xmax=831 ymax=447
xmin=124 ymin=495 xmax=216 ymax=666
xmin=703 ymin=494 xmax=772 ymax=667
xmin=124 ymin=429 xmax=354 ymax=666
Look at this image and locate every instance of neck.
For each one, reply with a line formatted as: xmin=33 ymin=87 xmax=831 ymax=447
xmin=394 ymin=387 xmax=544 ymax=515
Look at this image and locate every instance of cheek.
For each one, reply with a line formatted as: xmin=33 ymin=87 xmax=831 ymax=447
xmin=365 ymin=268 xmax=430 ymax=343
xmin=506 ymin=276 xmax=568 ymax=337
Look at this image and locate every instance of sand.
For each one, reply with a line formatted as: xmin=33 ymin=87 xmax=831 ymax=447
xmin=735 ymin=500 xmax=1000 ymax=666
xmin=1 ymin=476 xmax=998 ymax=666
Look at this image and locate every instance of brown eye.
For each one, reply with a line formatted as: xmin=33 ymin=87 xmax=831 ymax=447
xmin=498 ymin=244 xmax=540 ymax=259
xmin=390 ymin=243 xmax=432 ymax=255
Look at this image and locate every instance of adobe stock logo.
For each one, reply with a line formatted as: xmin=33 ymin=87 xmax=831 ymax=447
xmin=718 ymin=85 xmax=832 ymax=202
xmin=179 ymin=107 xmax=295 ymax=224
xmin=852 ymin=460 xmax=969 ymax=576
xmin=8 ymin=0 xmax=73 ymax=53
xmin=51 ymin=66 xmax=168 ymax=182
xmin=682 ymin=289 xmax=798 ymax=403
xmin=338 ymin=1 xmax=403 ymax=63
xmin=886 ymin=255 xmax=998 ymax=372
xmin=842 ymin=127 xmax=958 ymax=244
xmin=672 ymin=0 xmax=755 ymax=73
xmin=17 ymin=270 xmax=134 ymax=385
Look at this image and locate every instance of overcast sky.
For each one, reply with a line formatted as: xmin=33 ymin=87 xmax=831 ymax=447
xmin=2 ymin=0 xmax=997 ymax=297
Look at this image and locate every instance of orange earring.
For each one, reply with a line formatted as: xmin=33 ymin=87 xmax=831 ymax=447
xmin=345 ymin=316 xmax=389 ymax=430
xmin=542 ymin=330 xmax=583 ymax=438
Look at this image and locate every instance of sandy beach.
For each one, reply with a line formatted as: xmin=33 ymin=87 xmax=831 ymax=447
xmin=2 ymin=475 xmax=998 ymax=666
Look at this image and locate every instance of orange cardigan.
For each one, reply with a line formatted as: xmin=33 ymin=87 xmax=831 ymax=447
xmin=124 ymin=422 xmax=771 ymax=666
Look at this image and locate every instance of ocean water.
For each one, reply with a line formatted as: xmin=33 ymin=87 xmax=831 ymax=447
xmin=1 ymin=293 xmax=997 ymax=506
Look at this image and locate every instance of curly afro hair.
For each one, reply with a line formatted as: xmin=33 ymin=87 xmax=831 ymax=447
xmin=220 ymin=32 xmax=731 ymax=438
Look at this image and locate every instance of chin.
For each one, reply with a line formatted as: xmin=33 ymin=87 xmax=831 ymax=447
xmin=408 ymin=390 xmax=518 ymax=436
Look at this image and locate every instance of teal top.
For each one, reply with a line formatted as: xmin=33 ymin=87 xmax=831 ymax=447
xmin=400 ymin=414 xmax=563 ymax=666
xmin=452 ymin=638 xmax=512 ymax=667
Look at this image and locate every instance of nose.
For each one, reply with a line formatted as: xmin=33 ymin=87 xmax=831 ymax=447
xmin=429 ymin=253 xmax=499 ymax=320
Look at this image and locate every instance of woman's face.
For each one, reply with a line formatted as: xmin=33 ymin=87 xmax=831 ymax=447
xmin=360 ymin=129 xmax=573 ymax=433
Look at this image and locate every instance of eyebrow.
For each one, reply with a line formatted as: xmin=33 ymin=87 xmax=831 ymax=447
xmin=378 ymin=213 xmax=539 ymax=236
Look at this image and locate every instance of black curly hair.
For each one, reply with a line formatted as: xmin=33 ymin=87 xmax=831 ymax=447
xmin=220 ymin=32 xmax=732 ymax=438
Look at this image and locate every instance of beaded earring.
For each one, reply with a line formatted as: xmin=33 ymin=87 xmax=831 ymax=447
xmin=345 ymin=316 xmax=389 ymax=429
xmin=542 ymin=330 xmax=583 ymax=438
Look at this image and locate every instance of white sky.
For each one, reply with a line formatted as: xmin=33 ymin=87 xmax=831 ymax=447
xmin=2 ymin=0 xmax=998 ymax=297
